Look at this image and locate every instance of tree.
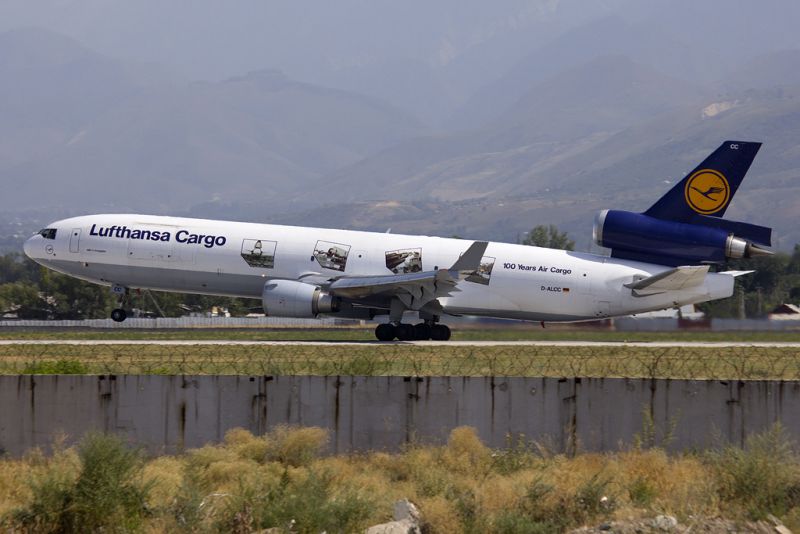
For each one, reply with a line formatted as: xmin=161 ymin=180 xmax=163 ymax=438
xmin=0 ymin=281 xmax=48 ymax=318
xmin=521 ymin=225 xmax=575 ymax=251
xmin=0 ymin=253 xmax=40 ymax=284
xmin=698 ymin=250 xmax=800 ymax=318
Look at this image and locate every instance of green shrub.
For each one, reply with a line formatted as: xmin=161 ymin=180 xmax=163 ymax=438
xmin=491 ymin=433 xmax=537 ymax=475
xmin=628 ymin=475 xmax=657 ymax=507
xmin=516 ymin=477 xmax=570 ymax=530
xmin=710 ymin=424 xmax=800 ymax=519
xmin=573 ymin=473 xmax=617 ymax=519
xmin=492 ymin=511 xmax=561 ymax=534
xmin=9 ymin=457 xmax=76 ymax=533
xmin=218 ymin=468 xmax=373 ymax=534
xmin=22 ymin=359 xmax=88 ymax=374
xmin=70 ymin=433 xmax=151 ymax=531
xmin=511 ymin=473 xmax=616 ymax=531
xmin=171 ymin=462 xmax=207 ymax=531
xmin=264 ymin=426 xmax=328 ymax=467
xmin=10 ymin=433 xmax=150 ymax=533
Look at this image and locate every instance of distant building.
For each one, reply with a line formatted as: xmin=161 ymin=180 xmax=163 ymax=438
xmin=768 ymin=304 xmax=800 ymax=321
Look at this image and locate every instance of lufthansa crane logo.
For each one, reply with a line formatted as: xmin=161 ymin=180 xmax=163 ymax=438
xmin=684 ymin=169 xmax=730 ymax=214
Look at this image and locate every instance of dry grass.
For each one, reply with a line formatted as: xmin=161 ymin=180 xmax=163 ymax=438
xmin=2 ymin=426 xmax=800 ymax=533
xmin=1 ymin=343 xmax=799 ymax=379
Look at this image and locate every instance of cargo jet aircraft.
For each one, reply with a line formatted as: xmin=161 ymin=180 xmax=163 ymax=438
xmin=24 ymin=141 xmax=772 ymax=341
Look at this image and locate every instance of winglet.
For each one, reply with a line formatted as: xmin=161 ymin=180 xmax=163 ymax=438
xmin=449 ymin=241 xmax=489 ymax=273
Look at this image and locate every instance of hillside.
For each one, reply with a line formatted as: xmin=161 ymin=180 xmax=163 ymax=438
xmin=321 ymin=56 xmax=707 ymax=203
xmin=0 ymin=28 xmax=171 ymax=171
xmin=0 ymin=30 xmax=425 ymax=212
xmin=299 ymin=80 xmax=800 ymax=248
xmin=2 ymin=17 xmax=800 ymax=254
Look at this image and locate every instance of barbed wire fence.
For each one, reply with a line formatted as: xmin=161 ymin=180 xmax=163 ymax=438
xmin=1 ymin=344 xmax=800 ymax=380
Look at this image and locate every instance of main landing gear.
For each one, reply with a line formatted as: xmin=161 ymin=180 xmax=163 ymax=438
xmin=375 ymin=298 xmax=451 ymax=341
xmin=374 ymin=322 xmax=451 ymax=341
xmin=110 ymin=285 xmax=130 ymax=323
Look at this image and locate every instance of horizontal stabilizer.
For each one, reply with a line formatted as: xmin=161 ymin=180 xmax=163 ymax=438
xmin=720 ymin=270 xmax=755 ymax=277
xmin=624 ymin=265 xmax=709 ymax=296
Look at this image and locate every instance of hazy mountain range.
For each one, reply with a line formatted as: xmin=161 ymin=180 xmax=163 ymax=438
xmin=1 ymin=0 xmax=800 ymax=251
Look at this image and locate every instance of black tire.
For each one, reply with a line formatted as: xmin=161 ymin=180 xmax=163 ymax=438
xmin=395 ymin=323 xmax=415 ymax=341
xmin=110 ymin=308 xmax=127 ymax=322
xmin=414 ymin=323 xmax=432 ymax=340
xmin=441 ymin=325 xmax=452 ymax=341
xmin=431 ymin=324 xmax=451 ymax=341
xmin=375 ymin=323 xmax=396 ymax=341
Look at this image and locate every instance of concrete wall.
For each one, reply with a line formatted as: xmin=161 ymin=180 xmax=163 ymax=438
xmin=2 ymin=375 xmax=799 ymax=457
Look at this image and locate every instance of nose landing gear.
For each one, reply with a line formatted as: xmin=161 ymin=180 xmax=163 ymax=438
xmin=110 ymin=285 xmax=130 ymax=323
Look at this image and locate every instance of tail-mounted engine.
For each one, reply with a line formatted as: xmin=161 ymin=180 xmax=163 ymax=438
xmin=262 ymin=279 xmax=339 ymax=318
xmin=593 ymin=210 xmax=772 ymax=266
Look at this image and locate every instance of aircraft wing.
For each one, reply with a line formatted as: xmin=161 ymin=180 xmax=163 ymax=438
xmin=326 ymin=241 xmax=488 ymax=310
xmin=624 ymin=265 xmax=709 ymax=296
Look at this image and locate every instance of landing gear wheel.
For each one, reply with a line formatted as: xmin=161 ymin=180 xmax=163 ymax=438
xmin=430 ymin=324 xmax=451 ymax=341
xmin=375 ymin=323 xmax=396 ymax=342
xmin=110 ymin=308 xmax=127 ymax=323
xmin=414 ymin=323 xmax=432 ymax=340
xmin=395 ymin=323 xmax=416 ymax=341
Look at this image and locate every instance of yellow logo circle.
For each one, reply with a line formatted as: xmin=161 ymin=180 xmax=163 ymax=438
xmin=684 ymin=169 xmax=730 ymax=215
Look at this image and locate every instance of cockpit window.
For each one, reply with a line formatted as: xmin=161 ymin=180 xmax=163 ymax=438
xmin=38 ymin=228 xmax=57 ymax=240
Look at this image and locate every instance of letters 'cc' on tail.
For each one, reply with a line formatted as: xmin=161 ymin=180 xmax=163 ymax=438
xmin=645 ymin=141 xmax=761 ymax=222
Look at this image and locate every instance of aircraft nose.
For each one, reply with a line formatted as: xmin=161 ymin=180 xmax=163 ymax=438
xmin=23 ymin=235 xmax=35 ymax=259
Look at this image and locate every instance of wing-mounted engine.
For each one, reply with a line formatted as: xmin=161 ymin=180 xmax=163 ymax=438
xmin=262 ymin=279 xmax=340 ymax=318
xmin=593 ymin=210 xmax=772 ymax=266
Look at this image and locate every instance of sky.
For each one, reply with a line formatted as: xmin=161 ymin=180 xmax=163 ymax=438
xmin=2 ymin=0 xmax=800 ymax=246
xmin=0 ymin=0 xmax=618 ymax=81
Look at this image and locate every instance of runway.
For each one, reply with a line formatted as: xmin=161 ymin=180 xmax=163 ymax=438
xmin=1 ymin=340 xmax=800 ymax=348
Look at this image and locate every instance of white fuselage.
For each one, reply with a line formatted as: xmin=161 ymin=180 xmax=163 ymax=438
xmin=23 ymin=214 xmax=736 ymax=322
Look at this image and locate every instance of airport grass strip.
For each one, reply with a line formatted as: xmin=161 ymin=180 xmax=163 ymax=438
xmin=1 ymin=343 xmax=800 ymax=379
xmin=3 ymin=328 xmax=800 ymax=342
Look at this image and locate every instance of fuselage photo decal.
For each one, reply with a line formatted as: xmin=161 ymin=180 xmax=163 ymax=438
xmin=386 ymin=248 xmax=422 ymax=274
xmin=241 ymin=239 xmax=277 ymax=268
xmin=313 ymin=240 xmax=350 ymax=272
xmin=466 ymin=256 xmax=495 ymax=285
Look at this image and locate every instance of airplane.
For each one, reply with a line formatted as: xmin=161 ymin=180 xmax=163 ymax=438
xmin=23 ymin=141 xmax=773 ymax=341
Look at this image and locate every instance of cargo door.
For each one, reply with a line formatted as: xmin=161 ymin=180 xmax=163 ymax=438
xmin=127 ymin=239 xmax=174 ymax=262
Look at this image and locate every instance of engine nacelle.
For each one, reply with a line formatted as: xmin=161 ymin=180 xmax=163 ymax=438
xmin=262 ymin=279 xmax=339 ymax=318
xmin=593 ymin=210 xmax=770 ymax=266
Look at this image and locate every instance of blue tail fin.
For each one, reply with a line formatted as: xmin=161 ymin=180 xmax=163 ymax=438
xmin=596 ymin=140 xmax=771 ymax=267
xmin=645 ymin=141 xmax=761 ymax=222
